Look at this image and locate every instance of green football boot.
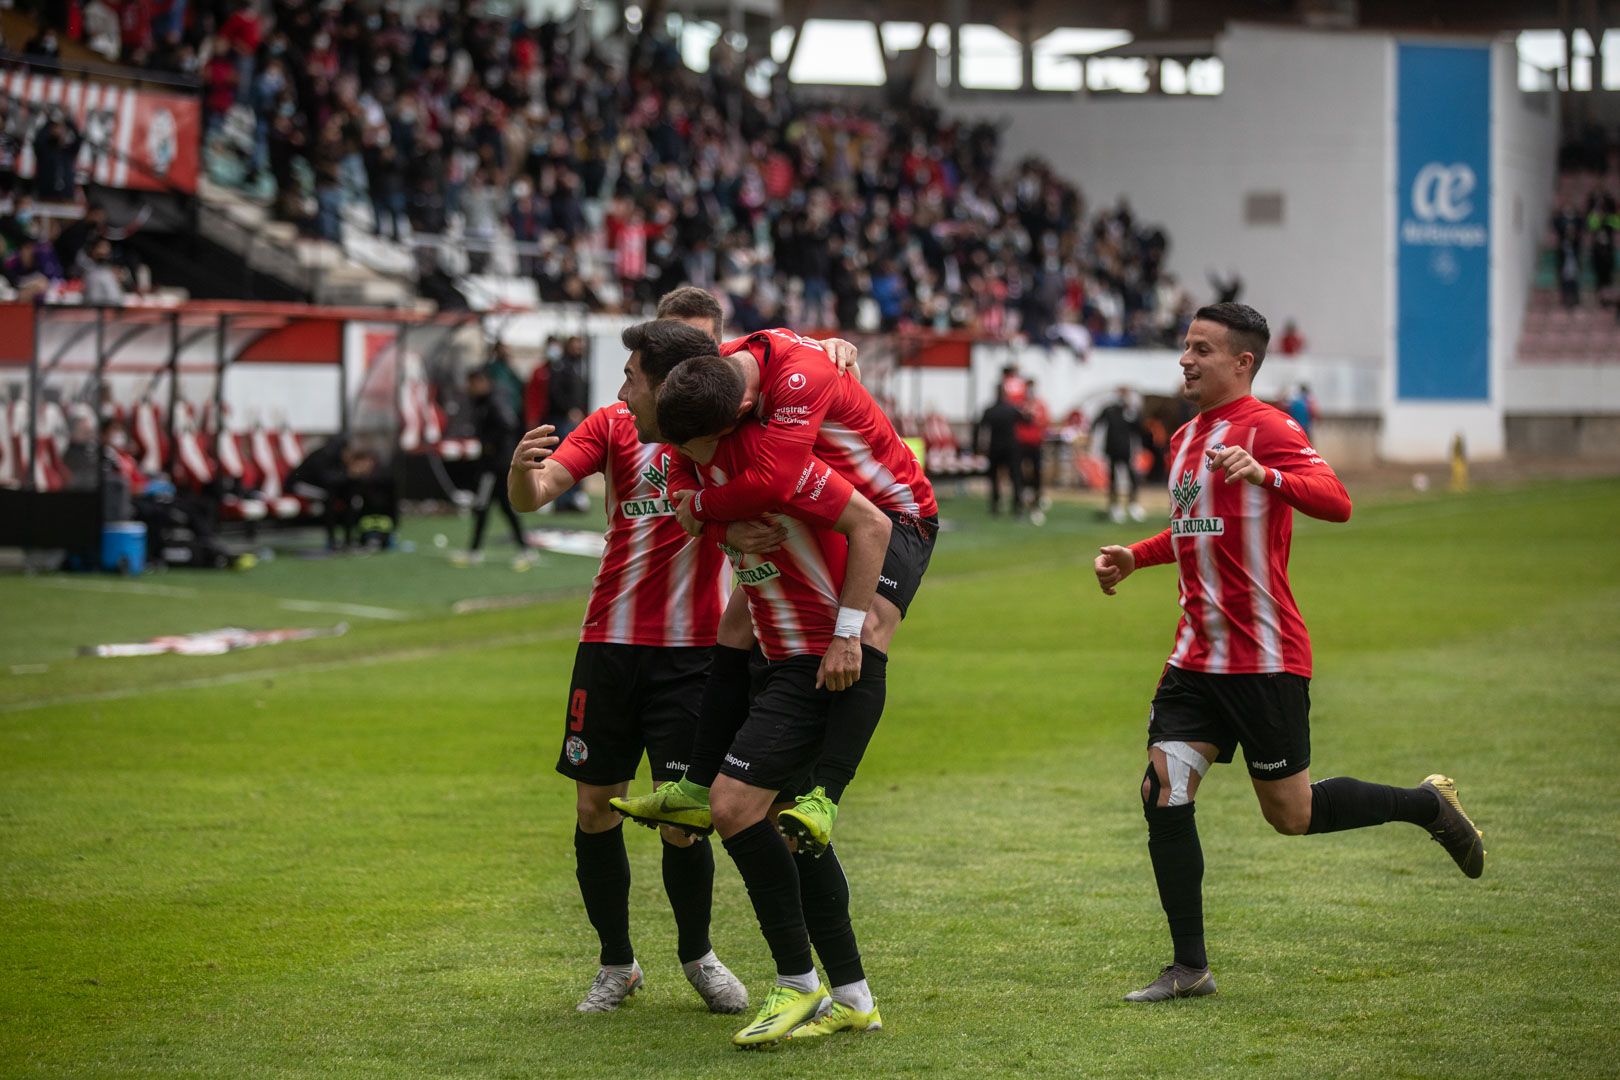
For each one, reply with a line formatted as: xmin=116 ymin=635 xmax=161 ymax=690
xmin=731 ymin=984 xmax=829 ymax=1049
xmin=777 ymin=786 xmax=837 ymax=856
xmin=609 ymin=780 xmax=713 ymax=836
xmin=784 ymin=1000 xmax=883 ymax=1038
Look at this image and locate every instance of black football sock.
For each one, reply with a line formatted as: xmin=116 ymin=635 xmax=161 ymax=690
xmin=660 ymin=836 xmax=715 ymax=965
xmin=1145 ymin=802 xmax=1207 ymax=970
xmin=575 ymin=824 xmax=634 ymax=967
xmin=814 ymin=646 xmax=887 ymax=804
xmin=721 ymin=819 xmax=813 ymax=977
xmin=684 ymin=646 xmax=752 ymax=788
xmin=796 ymin=844 xmax=865 ymax=986
xmin=1306 ymin=777 xmax=1440 ymax=834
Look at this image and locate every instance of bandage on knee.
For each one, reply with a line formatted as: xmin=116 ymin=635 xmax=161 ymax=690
xmin=1152 ymin=740 xmax=1212 ymax=807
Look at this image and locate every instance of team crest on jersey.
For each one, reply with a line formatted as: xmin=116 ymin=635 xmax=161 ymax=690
xmin=565 ymin=735 xmax=589 ymax=765
xmin=641 ymin=452 xmax=671 ymax=493
xmin=1172 ymin=470 xmax=1202 ymax=514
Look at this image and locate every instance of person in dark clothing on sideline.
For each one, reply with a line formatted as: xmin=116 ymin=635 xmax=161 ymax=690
xmin=459 ymin=368 xmax=534 ymax=565
xmin=546 ymin=336 xmax=590 ymax=512
xmin=976 ymin=388 xmax=1025 ymax=516
xmin=1094 ymin=385 xmax=1147 ymax=523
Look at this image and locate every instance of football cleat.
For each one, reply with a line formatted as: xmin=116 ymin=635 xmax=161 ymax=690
xmin=610 ymin=781 xmax=712 ymax=836
xmin=576 ymin=962 xmax=643 ymax=1013
xmin=685 ymin=956 xmax=749 ymax=1014
xmin=776 ymin=786 xmax=837 ymax=856
xmin=785 ymin=1001 xmax=883 ymax=1039
xmin=1420 ymin=774 xmax=1485 ymax=879
xmin=1124 ymin=963 xmax=1217 ymax=1003
xmin=731 ymin=984 xmax=829 ymax=1049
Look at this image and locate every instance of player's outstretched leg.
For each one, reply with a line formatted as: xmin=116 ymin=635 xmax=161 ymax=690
xmin=659 ymin=828 xmax=749 ymax=1013
xmin=1127 ymin=742 xmax=1219 ymax=1003
xmin=786 ymin=845 xmax=882 ymax=1038
xmin=1297 ymin=773 xmax=1485 ymax=878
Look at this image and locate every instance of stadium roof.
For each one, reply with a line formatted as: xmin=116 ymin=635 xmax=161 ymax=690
xmin=698 ymin=0 xmax=1578 ymax=41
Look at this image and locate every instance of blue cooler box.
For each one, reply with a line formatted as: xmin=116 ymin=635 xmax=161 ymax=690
xmin=101 ymin=521 xmax=147 ymax=574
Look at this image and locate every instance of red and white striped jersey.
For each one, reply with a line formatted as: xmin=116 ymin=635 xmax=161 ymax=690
xmin=678 ymin=424 xmax=856 ymax=662
xmin=683 ymin=329 xmax=937 ymax=525
xmin=549 ymin=404 xmax=730 ymax=648
xmin=1128 ymin=395 xmax=1352 ymax=678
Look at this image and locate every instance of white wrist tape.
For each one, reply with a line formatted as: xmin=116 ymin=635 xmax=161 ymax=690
xmin=835 ymin=606 xmax=867 ymax=639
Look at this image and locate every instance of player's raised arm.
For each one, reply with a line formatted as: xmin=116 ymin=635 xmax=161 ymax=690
xmin=511 ymin=409 xmax=607 ymax=512
xmin=508 ymin=424 xmax=575 ymax=512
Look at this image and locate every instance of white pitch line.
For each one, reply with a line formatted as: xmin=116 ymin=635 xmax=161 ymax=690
xmin=0 ymin=627 xmax=577 ymax=715
xmin=30 ymin=578 xmax=199 ymax=599
xmin=277 ymin=599 xmax=412 ymax=621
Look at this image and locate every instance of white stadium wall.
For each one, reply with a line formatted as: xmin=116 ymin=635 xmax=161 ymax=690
xmin=946 ymin=25 xmax=1573 ymax=463
xmin=946 ymin=24 xmax=1394 ymax=364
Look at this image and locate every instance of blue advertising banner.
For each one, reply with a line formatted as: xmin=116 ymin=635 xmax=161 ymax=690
xmin=1396 ymin=44 xmax=1491 ymax=401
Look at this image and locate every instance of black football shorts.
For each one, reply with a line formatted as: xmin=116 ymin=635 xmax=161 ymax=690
xmin=555 ymin=643 xmax=711 ymax=786
xmin=1147 ymin=664 xmax=1312 ymax=780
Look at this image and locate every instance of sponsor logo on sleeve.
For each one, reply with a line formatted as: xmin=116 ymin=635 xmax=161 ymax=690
xmin=771 ymin=404 xmax=812 ymax=427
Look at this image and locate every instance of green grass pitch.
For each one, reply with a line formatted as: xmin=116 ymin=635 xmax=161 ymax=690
xmin=3 ymin=478 xmax=1618 ymax=1078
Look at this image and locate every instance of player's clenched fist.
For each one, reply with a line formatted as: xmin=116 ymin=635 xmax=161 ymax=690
xmin=1206 ymin=444 xmax=1267 ymax=486
xmin=511 ymin=424 xmax=559 ymax=472
xmin=1094 ymin=544 xmax=1136 ymax=596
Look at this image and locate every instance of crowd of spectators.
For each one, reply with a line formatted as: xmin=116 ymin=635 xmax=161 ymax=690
xmin=12 ymin=0 xmax=1193 ymax=345
xmin=0 ymin=195 xmax=145 ymax=304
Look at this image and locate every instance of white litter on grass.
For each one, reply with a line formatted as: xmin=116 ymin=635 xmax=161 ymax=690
xmin=80 ymin=624 xmax=349 ymax=658
xmin=525 ymin=530 xmax=607 ymax=559
xmin=277 ymin=599 xmax=412 ymax=621
xmin=33 ymin=578 xmax=199 ymax=599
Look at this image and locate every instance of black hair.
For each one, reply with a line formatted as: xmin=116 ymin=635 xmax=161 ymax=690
xmin=621 ymin=319 xmax=719 ymax=385
xmin=1193 ymin=302 xmax=1270 ymax=374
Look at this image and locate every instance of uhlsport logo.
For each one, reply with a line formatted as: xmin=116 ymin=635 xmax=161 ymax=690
xmin=1403 ymin=162 xmax=1486 ymax=249
xmin=1172 ymin=469 xmax=1202 ymax=514
xmin=1250 ymin=758 xmax=1289 ymax=772
xmin=565 ymin=735 xmax=589 ymax=765
xmin=787 ymin=372 xmax=807 ymax=391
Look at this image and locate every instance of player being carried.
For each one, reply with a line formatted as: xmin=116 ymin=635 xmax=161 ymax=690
xmin=613 ymin=287 xmax=938 ymax=853
xmin=1093 ymin=302 xmax=1486 ymax=1003
xmin=656 ymin=351 xmax=894 ymax=1047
